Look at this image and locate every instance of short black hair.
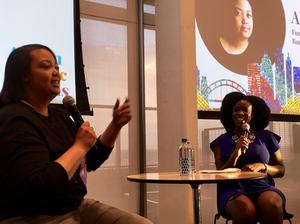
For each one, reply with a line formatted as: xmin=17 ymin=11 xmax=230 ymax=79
xmin=220 ymin=92 xmax=270 ymax=132
xmin=0 ymin=44 xmax=56 ymax=106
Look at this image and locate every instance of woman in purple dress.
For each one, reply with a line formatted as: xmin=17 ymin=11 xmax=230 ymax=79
xmin=210 ymin=92 xmax=286 ymax=224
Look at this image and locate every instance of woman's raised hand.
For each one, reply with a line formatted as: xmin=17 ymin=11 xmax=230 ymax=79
xmin=112 ymin=98 xmax=132 ymax=129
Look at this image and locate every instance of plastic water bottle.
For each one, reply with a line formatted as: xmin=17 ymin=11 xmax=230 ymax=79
xmin=179 ymin=139 xmax=196 ymax=176
xmin=187 ymin=140 xmax=196 ymax=174
xmin=179 ymin=138 xmax=189 ymax=175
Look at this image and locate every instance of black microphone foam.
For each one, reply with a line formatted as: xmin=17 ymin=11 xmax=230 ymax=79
xmin=241 ymin=123 xmax=250 ymax=154
xmin=63 ymin=96 xmax=84 ymax=127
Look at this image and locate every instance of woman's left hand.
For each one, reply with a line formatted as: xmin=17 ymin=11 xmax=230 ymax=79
xmin=112 ymin=98 xmax=132 ymax=129
xmin=242 ymin=163 xmax=266 ymax=173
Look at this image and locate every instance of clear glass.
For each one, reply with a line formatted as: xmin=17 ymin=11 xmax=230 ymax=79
xmin=81 ymin=18 xmax=128 ymax=105
xmin=83 ymin=107 xmax=128 ymax=168
xmin=145 ymin=110 xmax=158 ymax=169
xmin=144 ymin=29 xmax=157 ymax=108
xmin=144 ymin=3 xmax=155 ymax=14
xmin=81 ymin=16 xmax=130 ymax=212
xmin=83 ymin=107 xmax=130 ymax=210
xmin=85 ymin=0 xmax=127 ymax=8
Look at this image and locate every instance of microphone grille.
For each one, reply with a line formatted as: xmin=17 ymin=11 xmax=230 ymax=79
xmin=62 ymin=96 xmax=75 ymax=107
xmin=241 ymin=123 xmax=250 ymax=131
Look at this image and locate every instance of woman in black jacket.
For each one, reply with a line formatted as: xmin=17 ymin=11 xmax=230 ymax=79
xmin=0 ymin=44 xmax=152 ymax=224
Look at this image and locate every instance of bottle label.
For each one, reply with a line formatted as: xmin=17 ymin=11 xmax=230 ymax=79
xmin=179 ymin=158 xmax=190 ymax=175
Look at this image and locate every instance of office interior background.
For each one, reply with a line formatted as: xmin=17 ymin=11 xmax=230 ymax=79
xmin=80 ymin=0 xmax=299 ymax=223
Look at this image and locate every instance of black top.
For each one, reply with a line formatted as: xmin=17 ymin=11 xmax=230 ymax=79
xmin=0 ymin=102 xmax=112 ymax=218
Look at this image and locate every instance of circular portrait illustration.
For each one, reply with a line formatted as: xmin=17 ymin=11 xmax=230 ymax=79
xmin=195 ymin=0 xmax=285 ymax=75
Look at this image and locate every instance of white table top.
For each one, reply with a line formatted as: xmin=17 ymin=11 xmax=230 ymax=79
xmin=127 ymin=171 xmax=267 ymax=185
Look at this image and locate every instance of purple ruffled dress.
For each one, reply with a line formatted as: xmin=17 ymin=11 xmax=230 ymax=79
xmin=210 ymin=130 xmax=286 ymax=213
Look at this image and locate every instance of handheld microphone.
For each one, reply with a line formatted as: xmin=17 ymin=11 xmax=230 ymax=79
xmin=241 ymin=123 xmax=250 ymax=154
xmin=62 ymin=96 xmax=84 ymax=127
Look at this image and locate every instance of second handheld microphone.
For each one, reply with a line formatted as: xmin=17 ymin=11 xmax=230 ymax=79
xmin=241 ymin=123 xmax=250 ymax=154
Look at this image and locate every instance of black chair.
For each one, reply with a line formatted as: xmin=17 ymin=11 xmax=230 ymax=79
xmin=214 ymin=209 xmax=293 ymax=224
xmin=213 ymin=180 xmax=294 ymax=224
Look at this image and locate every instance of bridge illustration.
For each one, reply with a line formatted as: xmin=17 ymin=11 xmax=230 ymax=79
xmin=198 ymin=77 xmax=281 ymax=112
xmin=203 ymin=79 xmax=247 ymax=102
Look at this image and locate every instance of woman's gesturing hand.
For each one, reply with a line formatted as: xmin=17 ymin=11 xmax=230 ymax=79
xmin=112 ymin=98 xmax=132 ymax=129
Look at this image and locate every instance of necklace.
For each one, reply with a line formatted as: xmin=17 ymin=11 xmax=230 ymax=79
xmin=20 ymin=100 xmax=49 ymax=116
xmin=232 ymin=134 xmax=239 ymax=142
xmin=20 ymin=99 xmax=34 ymax=108
xmin=231 ymin=130 xmax=256 ymax=143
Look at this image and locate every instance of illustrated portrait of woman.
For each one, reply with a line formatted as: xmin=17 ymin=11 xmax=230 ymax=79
xmin=195 ymin=0 xmax=285 ymax=75
xmin=219 ymin=0 xmax=253 ymax=55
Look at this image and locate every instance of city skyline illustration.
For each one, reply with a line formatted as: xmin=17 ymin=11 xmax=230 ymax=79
xmin=197 ymin=48 xmax=300 ymax=114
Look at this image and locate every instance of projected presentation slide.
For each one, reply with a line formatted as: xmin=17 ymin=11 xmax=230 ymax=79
xmin=196 ymin=0 xmax=300 ymax=115
xmin=0 ymin=0 xmax=76 ymax=104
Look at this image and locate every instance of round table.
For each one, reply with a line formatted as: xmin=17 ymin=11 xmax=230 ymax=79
xmin=127 ymin=171 xmax=267 ymax=224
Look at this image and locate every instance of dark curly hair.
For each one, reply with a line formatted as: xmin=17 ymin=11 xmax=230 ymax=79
xmin=246 ymin=95 xmax=270 ymax=130
xmin=220 ymin=92 xmax=270 ymax=133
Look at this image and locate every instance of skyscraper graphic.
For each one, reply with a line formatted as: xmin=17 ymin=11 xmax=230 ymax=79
xmin=200 ymin=76 xmax=208 ymax=101
xmin=274 ymin=48 xmax=286 ymax=106
xmin=286 ymin=54 xmax=293 ymax=99
xmin=247 ymin=63 xmax=262 ymax=95
xmin=247 ymin=62 xmax=281 ymax=112
xmin=294 ymin=67 xmax=300 ymax=93
xmin=260 ymin=52 xmax=274 ymax=90
xmin=196 ymin=66 xmax=201 ymax=93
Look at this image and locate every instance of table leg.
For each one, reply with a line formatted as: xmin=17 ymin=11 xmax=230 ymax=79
xmin=191 ymin=184 xmax=201 ymax=224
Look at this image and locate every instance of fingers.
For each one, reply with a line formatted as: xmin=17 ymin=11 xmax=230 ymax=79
xmin=118 ymin=98 xmax=130 ymax=110
xmin=239 ymin=136 xmax=250 ymax=150
xmin=80 ymin=122 xmax=96 ymax=134
xmin=76 ymin=121 xmax=97 ymax=150
xmin=114 ymin=98 xmax=120 ymax=110
xmin=113 ymin=98 xmax=130 ymax=113
xmin=112 ymin=98 xmax=132 ymax=128
xmin=113 ymin=98 xmax=130 ymax=112
xmin=242 ymin=163 xmax=264 ymax=172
